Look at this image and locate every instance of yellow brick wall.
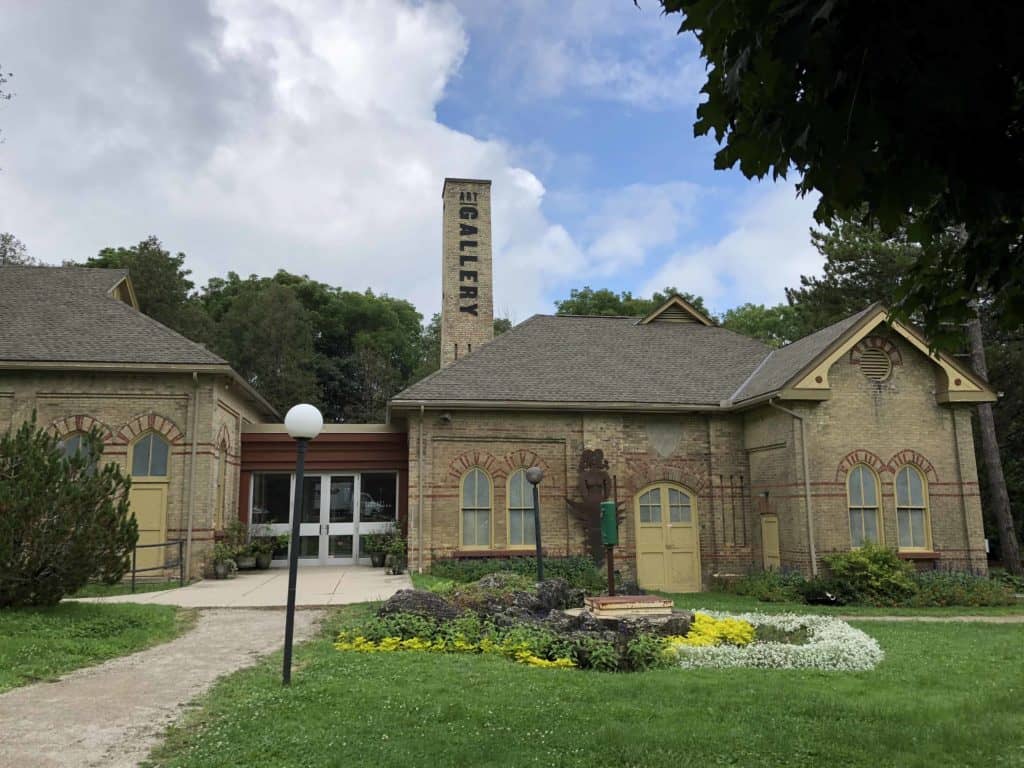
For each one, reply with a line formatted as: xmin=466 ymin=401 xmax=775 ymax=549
xmin=0 ymin=369 xmax=267 ymax=578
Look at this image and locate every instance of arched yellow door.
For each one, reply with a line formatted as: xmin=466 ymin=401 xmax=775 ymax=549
xmin=128 ymin=433 xmax=170 ymax=572
xmin=635 ymin=483 xmax=701 ymax=592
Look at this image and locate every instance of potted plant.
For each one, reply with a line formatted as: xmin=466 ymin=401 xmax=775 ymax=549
xmin=362 ymin=531 xmax=389 ymax=568
xmin=212 ymin=543 xmax=237 ymax=579
xmin=251 ymin=533 xmax=288 ymax=569
xmin=385 ymin=531 xmax=407 ymax=575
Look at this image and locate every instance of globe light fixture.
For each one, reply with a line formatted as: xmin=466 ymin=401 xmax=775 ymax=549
xmin=282 ymin=403 xmax=323 ymax=685
xmin=284 ymin=403 xmax=323 ymax=441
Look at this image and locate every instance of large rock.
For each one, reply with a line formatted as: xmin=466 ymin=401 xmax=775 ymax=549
xmin=535 ymin=578 xmax=585 ymax=611
xmin=377 ymin=589 xmax=462 ymax=622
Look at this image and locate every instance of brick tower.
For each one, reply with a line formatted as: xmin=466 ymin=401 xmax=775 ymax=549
xmin=440 ymin=178 xmax=493 ymax=367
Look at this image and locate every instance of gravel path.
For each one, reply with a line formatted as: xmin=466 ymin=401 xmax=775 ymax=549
xmin=0 ymin=608 xmax=324 ymax=768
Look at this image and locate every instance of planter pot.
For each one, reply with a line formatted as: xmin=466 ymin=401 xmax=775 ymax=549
xmin=236 ymin=555 xmax=257 ymax=570
xmin=369 ymin=551 xmax=387 ymax=568
xmin=213 ymin=561 xmax=231 ymax=580
xmin=255 ymin=552 xmax=273 ymax=570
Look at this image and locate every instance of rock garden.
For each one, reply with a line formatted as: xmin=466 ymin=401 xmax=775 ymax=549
xmin=334 ymin=570 xmax=884 ymax=672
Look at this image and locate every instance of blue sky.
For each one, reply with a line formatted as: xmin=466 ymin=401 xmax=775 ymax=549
xmin=0 ymin=1 xmax=821 ymax=320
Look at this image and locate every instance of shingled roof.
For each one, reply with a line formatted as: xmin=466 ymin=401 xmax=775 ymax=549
xmin=393 ymin=314 xmax=772 ymax=408
xmin=391 ymin=303 xmax=918 ymax=411
xmin=0 ymin=265 xmax=226 ymax=366
xmin=729 ymin=304 xmax=879 ymax=404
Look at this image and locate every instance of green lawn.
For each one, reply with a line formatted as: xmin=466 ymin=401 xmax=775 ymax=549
xmin=70 ymin=579 xmax=187 ymax=599
xmin=146 ymin=606 xmax=1024 ymax=768
xmin=0 ymin=602 xmax=193 ymax=692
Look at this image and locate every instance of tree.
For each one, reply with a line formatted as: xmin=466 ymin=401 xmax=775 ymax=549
xmin=0 ymin=66 xmax=12 ymax=149
xmin=654 ymin=1 xmax=1024 ymax=336
xmin=0 ymin=233 xmax=36 ymax=265
xmin=719 ymin=303 xmax=801 ymax=347
xmin=0 ymin=419 xmax=137 ymax=607
xmin=85 ymin=237 xmax=210 ymax=339
xmin=411 ymin=315 xmax=515 ymax=386
xmin=554 ymin=286 xmax=708 ymax=317
xmin=213 ymin=282 xmax=318 ymax=414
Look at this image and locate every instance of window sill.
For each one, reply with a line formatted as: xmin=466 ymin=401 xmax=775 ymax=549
xmin=452 ymin=548 xmax=546 ymax=559
xmin=897 ymin=551 xmax=939 ymax=560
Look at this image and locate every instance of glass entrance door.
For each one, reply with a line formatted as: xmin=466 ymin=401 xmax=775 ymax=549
xmin=250 ymin=471 xmax=397 ymax=567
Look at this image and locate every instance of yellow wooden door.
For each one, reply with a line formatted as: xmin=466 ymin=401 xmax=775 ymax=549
xmin=761 ymin=515 xmax=780 ymax=570
xmin=635 ymin=484 xmax=701 ymax=592
xmin=128 ymin=483 xmax=167 ymax=571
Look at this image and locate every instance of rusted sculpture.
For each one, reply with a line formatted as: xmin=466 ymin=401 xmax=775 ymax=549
xmin=567 ymin=448 xmax=623 ymax=564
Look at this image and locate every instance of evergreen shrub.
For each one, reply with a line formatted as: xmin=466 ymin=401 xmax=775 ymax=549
xmin=0 ymin=419 xmax=137 ymax=607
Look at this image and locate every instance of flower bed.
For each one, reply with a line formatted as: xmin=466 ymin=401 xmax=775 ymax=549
xmin=669 ymin=611 xmax=884 ymax=671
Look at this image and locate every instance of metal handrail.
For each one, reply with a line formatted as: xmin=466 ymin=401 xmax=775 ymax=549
xmin=130 ymin=539 xmax=186 ymax=593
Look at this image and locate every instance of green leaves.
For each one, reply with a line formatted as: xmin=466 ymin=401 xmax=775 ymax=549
xmin=656 ymin=0 xmax=1024 ymax=332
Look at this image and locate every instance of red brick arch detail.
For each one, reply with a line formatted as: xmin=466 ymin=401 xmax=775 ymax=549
xmin=501 ymin=450 xmax=551 ymax=476
xmin=46 ymin=415 xmax=115 ymax=443
xmin=849 ymin=335 xmax=903 ymax=366
xmin=116 ymin=412 xmax=185 ymax=446
xmin=835 ymin=449 xmax=889 ymax=481
xmin=886 ymin=449 xmax=939 ymax=483
xmin=623 ymin=460 xmax=708 ymax=496
xmin=447 ymin=450 xmax=503 ymax=480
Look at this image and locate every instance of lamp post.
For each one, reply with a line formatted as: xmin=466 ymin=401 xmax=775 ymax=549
xmin=525 ymin=466 xmax=544 ymax=582
xmin=282 ymin=403 xmax=323 ymax=686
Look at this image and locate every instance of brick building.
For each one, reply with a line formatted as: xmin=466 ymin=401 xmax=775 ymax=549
xmin=0 ymin=178 xmax=997 ymax=591
xmin=389 ymin=178 xmax=996 ymax=590
xmin=0 ymin=266 xmax=277 ymax=577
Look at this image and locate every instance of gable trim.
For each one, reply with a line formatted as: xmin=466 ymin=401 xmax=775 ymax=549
xmin=639 ymin=294 xmax=713 ymax=326
xmin=785 ymin=307 xmax=994 ymax=403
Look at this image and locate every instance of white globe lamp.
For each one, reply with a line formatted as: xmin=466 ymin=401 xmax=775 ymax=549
xmin=284 ymin=404 xmax=323 ymax=441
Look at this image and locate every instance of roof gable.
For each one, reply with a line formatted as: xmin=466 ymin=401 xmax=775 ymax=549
xmin=732 ymin=303 xmax=995 ymax=405
xmin=639 ymin=294 xmax=713 ymax=326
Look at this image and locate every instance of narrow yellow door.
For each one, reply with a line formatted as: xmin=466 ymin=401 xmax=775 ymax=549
xmin=635 ymin=484 xmax=701 ymax=593
xmin=128 ymin=483 xmax=167 ymax=571
xmin=761 ymin=515 xmax=780 ymax=570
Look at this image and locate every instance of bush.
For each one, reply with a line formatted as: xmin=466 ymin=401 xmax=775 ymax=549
xmin=903 ymin=571 xmax=1017 ymax=607
xmin=821 ymin=544 xmax=916 ymax=605
xmin=712 ymin=570 xmax=806 ymax=603
xmin=430 ymin=556 xmax=606 ymax=593
xmin=0 ymin=419 xmax=137 ymax=607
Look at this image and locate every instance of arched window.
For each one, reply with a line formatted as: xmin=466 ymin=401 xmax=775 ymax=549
xmin=59 ymin=432 xmax=88 ymax=459
xmin=460 ymin=468 xmax=492 ymax=549
xmin=131 ymin=433 xmax=170 ymax=478
xmin=507 ymin=469 xmax=536 ymax=548
xmin=638 ymin=484 xmax=695 ymax=525
xmin=895 ymin=465 xmax=930 ymax=550
xmin=215 ymin=440 xmax=229 ymax=530
xmin=847 ymin=465 xmax=881 ymax=547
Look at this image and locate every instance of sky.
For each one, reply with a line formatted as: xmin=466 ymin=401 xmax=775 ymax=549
xmin=0 ymin=0 xmax=823 ymax=322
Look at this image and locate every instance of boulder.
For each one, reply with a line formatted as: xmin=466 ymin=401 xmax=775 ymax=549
xmin=377 ymin=589 xmax=462 ymax=622
xmin=535 ymin=578 xmax=585 ymax=611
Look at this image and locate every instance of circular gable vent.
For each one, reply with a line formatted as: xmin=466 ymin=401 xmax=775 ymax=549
xmin=859 ymin=347 xmax=892 ymax=381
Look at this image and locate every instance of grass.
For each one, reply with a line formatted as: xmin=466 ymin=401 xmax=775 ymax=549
xmin=70 ymin=579 xmax=186 ymax=599
xmin=146 ymin=605 xmax=1024 ymax=768
xmin=0 ymin=602 xmax=193 ymax=692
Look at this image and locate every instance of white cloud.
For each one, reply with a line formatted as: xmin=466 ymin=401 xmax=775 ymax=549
xmin=0 ymin=0 xmax=582 ymax=318
xmin=642 ymin=183 xmax=822 ymax=312
xmin=453 ymin=0 xmax=704 ymax=109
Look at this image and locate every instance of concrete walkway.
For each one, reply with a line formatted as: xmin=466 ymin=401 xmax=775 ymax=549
xmin=71 ymin=565 xmax=412 ymax=608
xmin=0 ymin=608 xmax=323 ymax=768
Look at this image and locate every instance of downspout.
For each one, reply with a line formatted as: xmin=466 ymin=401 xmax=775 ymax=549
xmin=417 ymin=404 xmax=425 ymax=573
xmin=768 ymin=399 xmax=818 ymax=576
xmin=184 ymin=372 xmax=201 ymax=580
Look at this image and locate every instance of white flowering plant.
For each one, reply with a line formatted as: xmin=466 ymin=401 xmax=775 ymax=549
xmin=668 ymin=610 xmax=884 ymax=672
